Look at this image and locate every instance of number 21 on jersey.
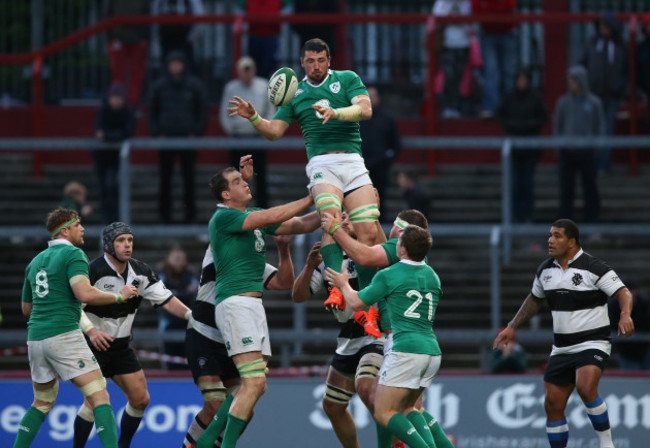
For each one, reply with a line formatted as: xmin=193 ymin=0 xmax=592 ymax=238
xmin=404 ymin=290 xmax=433 ymax=321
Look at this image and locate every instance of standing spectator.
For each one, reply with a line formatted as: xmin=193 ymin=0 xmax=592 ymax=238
xmin=220 ymin=57 xmax=275 ymax=209
xmin=636 ymin=13 xmax=650 ymax=126
xmin=608 ymin=280 xmax=650 ymax=370
xmin=432 ymin=0 xmax=472 ymax=118
xmin=103 ymin=0 xmax=150 ymax=105
xmin=397 ymin=169 xmax=431 ymax=221
xmin=471 ymin=0 xmax=518 ymax=118
xmin=60 ymin=181 xmax=94 ymax=219
xmin=157 ymin=245 xmax=198 ymax=370
xmin=152 ymin=0 xmax=206 ymax=73
xmin=490 ymin=327 xmax=527 ymax=373
xmin=581 ymin=12 xmax=627 ymax=172
xmin=94 ymin=82 xmax=136 ymax=224
xmin=360 ymin=86 xmax=402 ymax=220
xmin=496 ymin=68 xmax=548 ymax=223
xmin=148 ymin=51 xmax=208 ymax=223
xmin=237 ymin=0 xmax=290 ymax=79
xmin=554 ymin=66 xmax=605 ymax=223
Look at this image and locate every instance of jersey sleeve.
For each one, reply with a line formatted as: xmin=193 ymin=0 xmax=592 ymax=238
xmin=66 ymin=248 xmax=90 ymax=280
xmin=216 ymin=207 xmax=249 ymax=233
xmin=263 ymin=263 xmax=278 ymax=288
xmin=263 ymin=222 xmax=282 ymax=235
xmin=138 ymin=262 xmax=174 ymax=307
xmin=310 ymin=262 xmax=326 ymax=294
xmin=381 ymin=239 xmax=400 ymax=265
xmin=342 ymin=71 xmax=368 ymax=102
xmin=531 ymin=275 xmax=545 ymax=299
xmin=596 ymin=269 xmax=627 ymax=297
xmin=21 ymin=275 xmax=32 ymax=303
xmin=273 ymin=103 xmax=294 ymax=124
xmin=358 ymin=270 xmax=388 ymax=306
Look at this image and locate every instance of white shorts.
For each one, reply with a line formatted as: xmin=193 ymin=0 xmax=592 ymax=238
xmin=383 ymin=332 xmax=394 ymax=356
xmin=378 ymin=351 xmax=441 ymax=389
xmin=28 ymin=329 xmax=100 ymax=383
xmin=215 ymin=295 xmax=271 ymax=357
xmin=306 ymin=153 xmax=373 ymax=193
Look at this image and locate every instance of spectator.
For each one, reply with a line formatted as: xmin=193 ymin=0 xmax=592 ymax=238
xmin=432 ymin=0 xmax=473 ymax=118
xmin=396 ymin=169 xmax=431 ymax=221
xmin=608 ymin=281 xmax=650 ymax=370
xmin=60 ymin=181 xmax=93 ymax=219
xmin=637 ymin=13 xmax=650 ymax=125
xmin=219 ymin=56 xmax=275 ymax=208
xmin=490 ymin=327 xmax=527 ymax=373
xmin=157 ymin=245 xmax=198 ymax=370
xmin=360 ymin=86 xmax=402 ymax=220
xmin=148 ymin=51 xmax=207 ymax=223
xmin=103 ymin=0 xmax=150 ymax=105
xmin=152 ymin=0 xmax=206 ymax=74
xmin=581 ymin=12 xmax=627 ymax=172
xmin=554 ymin=66 xmax=605 ymax=223
xmin=471 ymin=0 xmax=518 ymax=118
xmin=496 ymin=68 xmax=548 ymax=223
xmin=292 ymin=0 xmax=339 ymax=56
xmin=237 ymin=0 xmax=290 ymax=79
xmin=94 ymin=82 xmax=136 ymax=223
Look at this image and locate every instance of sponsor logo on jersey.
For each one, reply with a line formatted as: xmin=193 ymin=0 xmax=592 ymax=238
xmin=295 ymin=89 xmax=304 ymax=97
xmin=314 ymin=99 xmax=330 ymax=119
xmin=103 ymin=284 xmax=115 ymax=290
xmin=242 ymin=337 xmax=253 ymax=345
xmin=313 ymin=172 xmax=323 ymax=180
xmin=543 ymin=275 xmax=552 ymax=283
xmin=572 ymin=273 xmax=583 ymax=286
xmin=330 ymin=81 xmax=341 ymax=94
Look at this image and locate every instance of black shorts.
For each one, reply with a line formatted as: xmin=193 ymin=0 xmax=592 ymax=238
xmin=87 ymin=337 xmax=141 ymax=378
xmin=330 ymin=343 xmax=384 ymax=376
xmin=544 ymin=349 xmax=610 ymax=385
xmin=185 ymin=328 xmax=239 ymax=382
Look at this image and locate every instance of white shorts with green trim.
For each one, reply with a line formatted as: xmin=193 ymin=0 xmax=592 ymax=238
xmin=215 ymin=295 xmax=271 ymax=358
xmin=378 ymin=351 xmax=441 ymax=389
xmin=306 ymin=153 xmax=372 ymax=193
xmin=28 ymin=329 xmax=100 ymax=383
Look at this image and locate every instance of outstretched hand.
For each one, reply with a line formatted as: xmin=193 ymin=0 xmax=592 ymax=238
xmin=618 ymin=314 xmax=634 ymax=338
xmin=239 ymin=154 xmax=254 ymax=181
xmin=228 ymin=96 xmax=256 ymax=119
xmin=87 ymin=328 xmax=114 ymax=352
xmin=493 ymin=326 xmax=515 ymax=350
xmin=312 ymin=104 xmax=337 ymax=124
xmin=324 ymin=267 xmax=349 ymax=289
xmin=272 ymin=234 xmax=293 ymax=248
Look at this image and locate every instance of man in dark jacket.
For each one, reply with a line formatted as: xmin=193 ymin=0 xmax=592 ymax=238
xmin=580 ymin=12 xmax=627 ymax=172
xmin=94 ymin=82 xmax=136 ymax=223
xmin=360 ymin=86 xmax=402 ymax=221
xmin=496 ymin=68 xmax=548 ymax=223
xmin=554 ymin=66 xmax=605 ymax=223
xmin=148 ymin=51 xmax=208 ymax=223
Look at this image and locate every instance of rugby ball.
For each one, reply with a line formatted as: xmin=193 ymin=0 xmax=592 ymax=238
xmin=268 ymin=67 xmax=298 ymax=106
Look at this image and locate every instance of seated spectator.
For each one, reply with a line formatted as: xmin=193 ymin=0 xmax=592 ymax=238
xmin=491 ymin=327 xmax=527 ymax=373
xmin=608 ymin=280 xmax=650 ymax=370
xmin=496 ymin=68 xmax=548 ymax=223
xmin=60 ymin=181 xmax=93 ymax=218
xmin=396 ymin=169 xmax=431 ymax=221
xmin=157 ymin=245 xmax=198 ymax=370
xmin=94 ymin=82 xmax=136 ymax=223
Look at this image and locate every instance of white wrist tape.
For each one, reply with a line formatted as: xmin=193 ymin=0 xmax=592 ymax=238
xmin=79 ymin=312 xmax=94 ymax=334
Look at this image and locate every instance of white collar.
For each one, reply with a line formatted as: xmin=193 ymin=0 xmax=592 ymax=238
xmin=304 ymin=69 xmax=332 ymax=88
xmin=48 ymin=238 xmax=74 ymax=247
xmin=399 ymin=259 xmax=426 ymax=266
xmin=103 ymin=253 xmax=129 ymax=275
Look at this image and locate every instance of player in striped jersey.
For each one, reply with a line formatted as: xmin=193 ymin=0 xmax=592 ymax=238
xmin=182 ymin=236 xmax=293 ymax=448
xmin=292 ymin=213 xmax=385 ymax=448
xmin=494 ymin=219 xmax=634 ymax=448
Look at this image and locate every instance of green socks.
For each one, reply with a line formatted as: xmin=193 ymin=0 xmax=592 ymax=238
xmin=321 ymin=243 xmax=344 ymax=273
xmin=355 ymin=263 xmax=377 ymax=289
xmin=387 ymin=413 xmax=430 ymax=448
xmin=93 ymin=403 xmax=118 ymax=448
xmin=13 ymin=406 xmax=46 ymax=448
xmin=376 ymin=421 xmax=392 ymax=448
xmin=407 ymin=410 xmax=436 ymax=447
xmin=422 ymin=410 xmax=455 ymax=448
xmin=221 ymin=413 xmax=248 ymax=448
xmin=196 ymin=393 xmax=234 ymax=448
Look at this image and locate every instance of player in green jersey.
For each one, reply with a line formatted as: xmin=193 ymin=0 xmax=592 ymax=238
xmin=326 ymin=225 xmax=442 ymax=448
xmin=226 ymin=37 xmax=382 ymax=336
xmin=195 ymin=164 xmax=319 ymax=448
xmin=15 ymin=208 xmax=138 ymax=448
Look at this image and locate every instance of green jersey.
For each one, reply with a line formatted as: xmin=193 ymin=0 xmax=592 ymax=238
xmin=21 ymin=239 xmax=90 ymax=341
xmin=358 ymin=260 xmax=442 ymax=356
xmin=273 ymin=70 xmax=368 ymax=159
xmin=209 ymin=205 xmax=281 ymax=305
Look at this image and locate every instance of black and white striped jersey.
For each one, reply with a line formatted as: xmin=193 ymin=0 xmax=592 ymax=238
xmin=191 ymin=244 xmax=277 ymax=343
xmin=84 ymin=254 xmax=173 ymax=339
xmin=531 ymin=249 xmax=626 ymax=356
xmin=311 ymin=255 xmax=385 ymax=355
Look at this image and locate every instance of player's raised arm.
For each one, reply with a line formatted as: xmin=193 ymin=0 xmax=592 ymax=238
xmin=292 ymin=242 xmax=322 ymax=303
xmin=242 ymin=195 xmax=313 ymax=231
xmin=228 ymin=96 xmax=289 ymax=141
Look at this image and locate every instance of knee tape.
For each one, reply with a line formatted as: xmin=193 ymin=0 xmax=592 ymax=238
xmin=237 ymin=359 xmax=267 ymax=378
xmin=78 ymin=404 xmax=95 ymax=422
xmin=198 ymin=380 xmax=227 ymax=402
xmin=323 ymin=382 xmax=355 ymax=405
xmin=33 ymin=379 xmax=59 ymax=413
xmin=79 ymin=377 xmax=107 ymax=397
xmin=315 ymin=193 xmax=342 ymax=213
xmin=348 ymin=204 xmax=380 ymax=222
xmin=125 ymin=402 xmax=145 ymax=418
xmin=355 ymin=352 xmax=383 ymax=381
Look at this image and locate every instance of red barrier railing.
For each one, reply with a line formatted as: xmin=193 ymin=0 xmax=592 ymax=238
xmin=0 ymin=12 xmax=644 ymax=176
